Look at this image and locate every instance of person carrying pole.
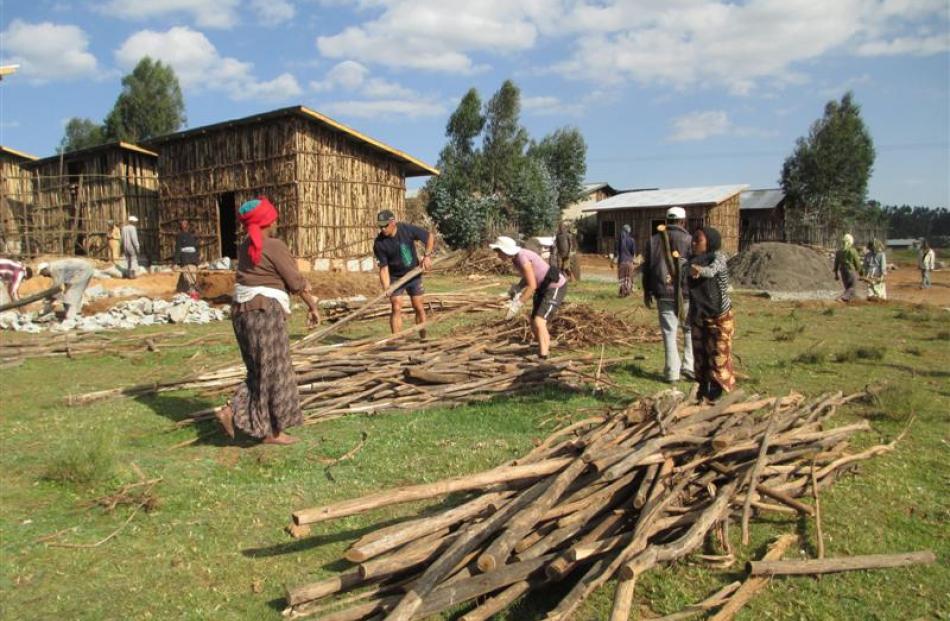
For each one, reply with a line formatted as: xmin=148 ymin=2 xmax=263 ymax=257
xmin=373 ymin=209 xmax=434 ymax=338
xmin=833 ymin=233 xmax=861 ymax=302
xmin=641 ymin=206 xmax=693 ymax=383
xmin=0 ymin=257 xmax=32 ymax=303
xmin=491 ymin=235 xmax=567 ymax=359
xmin=36 ymin=258 xmax=94 ymax=321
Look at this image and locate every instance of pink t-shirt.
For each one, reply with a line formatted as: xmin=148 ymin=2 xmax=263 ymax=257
xmin=514 ymin=249 xmax=567 ymax=289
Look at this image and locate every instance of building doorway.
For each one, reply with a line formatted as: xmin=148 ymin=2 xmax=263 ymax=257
xmin=217 ymin=192 xmax=237 ymax=259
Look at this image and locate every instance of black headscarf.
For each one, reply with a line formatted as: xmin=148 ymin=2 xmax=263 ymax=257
xmin=692 ymin=226 xmax=722 ymax=266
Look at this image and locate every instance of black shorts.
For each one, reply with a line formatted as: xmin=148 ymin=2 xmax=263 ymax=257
xmin=532 ymin=283 xmax=567 ymax=320
xmin=392 ymin=275 xmax=424 ymax=298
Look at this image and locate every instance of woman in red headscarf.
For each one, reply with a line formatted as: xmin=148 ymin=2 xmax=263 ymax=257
xmin=215 ymin=197 xmax=322 ymax=445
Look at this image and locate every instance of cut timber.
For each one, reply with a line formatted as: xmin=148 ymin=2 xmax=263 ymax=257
xmin=293 ymin=458 xmax=571 ymax=525
xmin=747 ymin=551 xmax=936 ymax=576
xmin=707 ymin=533 xmax=797 ymax=621
xmin=0 ymin=284 xmax=63 ymax=312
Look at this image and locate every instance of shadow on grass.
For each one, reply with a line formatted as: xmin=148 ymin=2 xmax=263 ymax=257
xmin=134 ymin=392 xmax=261 ymax=448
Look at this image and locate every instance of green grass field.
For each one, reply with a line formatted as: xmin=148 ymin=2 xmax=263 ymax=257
xmin=1 ymin=276 xmax=947 ymax=620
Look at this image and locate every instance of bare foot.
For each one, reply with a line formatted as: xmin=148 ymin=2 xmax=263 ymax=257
xmin=262 ymin=432 xmax=298 ymax=445
xmin=215 ymin=404 xmax=235 ymax=439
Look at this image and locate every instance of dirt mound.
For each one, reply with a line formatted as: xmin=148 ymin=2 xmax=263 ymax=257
xmin=729 ymin=242 xmax=837 ymax=292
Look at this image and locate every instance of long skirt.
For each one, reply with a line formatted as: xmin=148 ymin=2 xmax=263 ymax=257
xmin=230 ymin=299 xmax=302 ymax=438
xmin=618 ymin=262 xmax=635 ymax=297
xmin=691 ymin=309 xmax=737 ymax=396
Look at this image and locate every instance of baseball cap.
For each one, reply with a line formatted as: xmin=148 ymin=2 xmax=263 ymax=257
xmin=666 ymin=206 xmax=686 ymax=220
xmin=376 ymin=210 xmax=395 ymax=227
xmin=489 ymin=235 xmax=521 ymax=256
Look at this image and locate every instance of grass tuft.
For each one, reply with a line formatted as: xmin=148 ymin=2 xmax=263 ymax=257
xmin=834 ymin=346 xmax=887 ymax=363
xmin=794 ymin=350 xmax=827 ymax=365
xmin=773 ymin=324 xmax=805 ymax=342
xmin=42 ymin=438 xmax=116 ymax=487
xmin=871 ymin=385 xmax=927 ymax=422
xmin=936 ymin=331 xmax=949 ymax=341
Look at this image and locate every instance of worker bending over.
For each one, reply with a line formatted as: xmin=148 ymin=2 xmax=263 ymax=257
xmin=36 ymin=258 xmax=95 ymax=321
xmin=491 ymin=235 xmax=567 ymax=359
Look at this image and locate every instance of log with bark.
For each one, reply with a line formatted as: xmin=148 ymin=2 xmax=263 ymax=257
xmin=275 ymin=388 xmax=906 ymax=621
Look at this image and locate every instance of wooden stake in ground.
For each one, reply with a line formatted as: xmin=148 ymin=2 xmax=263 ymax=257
xmin=708 ymin=533 xmax=797 ymax=621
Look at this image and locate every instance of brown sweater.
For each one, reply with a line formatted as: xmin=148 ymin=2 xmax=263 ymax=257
xmin=234 ymin=237 xmax=308 ymax=314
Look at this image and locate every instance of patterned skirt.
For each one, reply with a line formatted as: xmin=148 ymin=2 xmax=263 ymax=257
xmin=230 ymin=298 xmax=302 ymax=438
xmin=618 ymin=262 xmax=635 ymax=298
xmin=691 ymin=309 xmax=737 ymax=393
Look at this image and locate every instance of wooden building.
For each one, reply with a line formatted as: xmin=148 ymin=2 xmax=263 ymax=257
xmin=23 ymin=142 xmax=160 ymax=259
xmin=146 ymin=106 xmax=438 ymax=262
xmin=739 ymin=188 xmax=785 ymax=249
xmin=584 ymin=185 xmax=746 ymax=256
xmin=0 ymin=145 xmax=37 ymax=255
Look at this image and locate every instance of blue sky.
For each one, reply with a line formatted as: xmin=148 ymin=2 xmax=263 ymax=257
xmin=1 ymin=0 xmax=948 ymax=207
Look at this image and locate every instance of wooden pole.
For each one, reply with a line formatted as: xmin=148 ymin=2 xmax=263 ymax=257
xmin=707 ymin=533 xmax=797 ymax=621
xmin=0 ymin=284 xmax=63 ymax=312
xmin=747 ymin=551 xmax=936 ymax=577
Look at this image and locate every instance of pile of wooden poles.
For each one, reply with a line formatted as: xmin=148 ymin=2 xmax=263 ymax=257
xmin=281 ymin=388 xmax=902 ymax=620
xmin=0 ymin=329 xmax=232 ymax=364
xmin=321 ymin=291 xmax=506 ymax=323
xmin=503 ymin=304 xmax=659 ymax=348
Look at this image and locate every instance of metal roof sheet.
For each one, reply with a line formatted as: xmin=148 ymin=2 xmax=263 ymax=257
xmin=584 ymin=184 xmax=748 ymax=212
xmin=740 ymin=188 xmax=785 ymax=211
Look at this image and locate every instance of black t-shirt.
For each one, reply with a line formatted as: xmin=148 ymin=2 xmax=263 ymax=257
xmin=373 ymin=223 xmax=429 ymax=279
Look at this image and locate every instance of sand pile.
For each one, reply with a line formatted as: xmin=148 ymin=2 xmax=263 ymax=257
xmin=729 ymin=242 xmax=837 ymax=292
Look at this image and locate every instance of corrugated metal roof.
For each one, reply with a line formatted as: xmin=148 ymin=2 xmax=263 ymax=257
xmin=584 ymin=184 xmax=748 ymax=212
xmin=740 ymin=188 xmax=784 ymax=211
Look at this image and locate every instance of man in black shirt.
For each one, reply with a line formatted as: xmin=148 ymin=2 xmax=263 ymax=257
xmin=373 ymin=209 xmax=434 ymax=336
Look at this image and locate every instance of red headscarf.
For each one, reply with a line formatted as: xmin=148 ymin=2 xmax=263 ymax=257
xmin=238 ymin=197 xmax=278 ymax=265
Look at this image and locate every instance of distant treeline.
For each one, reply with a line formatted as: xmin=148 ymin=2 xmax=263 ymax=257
xmin=880 ymin=205 xmax=950 ymax=245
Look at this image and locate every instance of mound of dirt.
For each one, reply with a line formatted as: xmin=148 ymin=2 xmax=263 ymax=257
xmin=729 ymin=242 xmax=838 ymax=292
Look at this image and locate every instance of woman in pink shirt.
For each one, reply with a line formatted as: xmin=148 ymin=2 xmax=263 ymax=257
xmin=490 ymin=236 xmax=567 ymax=358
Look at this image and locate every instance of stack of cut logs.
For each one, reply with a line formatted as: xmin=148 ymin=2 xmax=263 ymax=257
xmin=321 ymin=292 xmax=506 ymax=323
xmin=0 ymin=329 xmax=232 ymax=364
xmin=282 ymin=389 xmax=899 ymax=620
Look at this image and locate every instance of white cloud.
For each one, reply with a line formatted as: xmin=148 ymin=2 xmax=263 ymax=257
xmin=1 ymin=19 xmax=98 ymax=83
xmin=855 ymin=34 xmax=950 ymax=56
xmin=669 ymin=111 xmax=733 ymax=142
xmin=668 ymin=110 xmax=776 ymax=141
xmin=315 ymin=0 xmax=544 ymax=73
xmin=115 ymin=27 xmax=302 ymax=101
xmin=309 ymin=60 xmax=436 ymax=118
xmin=250 ymin=0 xmax=296 ymax=26
xmin=320 ymin=99 xmax=446 ymax=119
xmin=98 ymin=0 xmax=241 ymax=29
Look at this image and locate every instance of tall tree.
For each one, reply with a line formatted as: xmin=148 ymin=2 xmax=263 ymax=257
xmin=528 ymin=127 xmax=587 ymax=212
xmin=59 ymin=118 xmax=105 ymax=152
xmin=445 ymin=88 xmax=484 ymax=161
xmin=509 ymin=158 xmax=559 ymax=236
xmin=781 ymin=92 xmax=876 ymax=229
xmin=481 ymin=80 xmax=529 ymax=195
xmin=103 ymin=57 xmax=186 ymax=143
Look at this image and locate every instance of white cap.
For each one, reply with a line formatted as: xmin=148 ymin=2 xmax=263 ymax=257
xmin=666 ymin=206 xmax=686 ymax=220
xmin=36 ymin=262 xmax=50 ymax=273
xmin=489 ymin=235 xmax=521 ymax=256
xmin=128 ymin=215 xmax=139 ymax=223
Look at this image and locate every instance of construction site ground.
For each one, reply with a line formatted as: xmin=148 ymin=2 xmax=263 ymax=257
xmin=0 ymin=272 xmax=947 ymax=620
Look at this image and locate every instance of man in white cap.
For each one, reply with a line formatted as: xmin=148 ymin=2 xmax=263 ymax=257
xmin=641 ymin=206 xmax=694 ymax=382
xmin=490 ymin=235 xmax=567 ymax=359
xmin=37 ymin=258 xmax=95 ymax=321
xmin=121 ymin=215 xmax=141 ymax=279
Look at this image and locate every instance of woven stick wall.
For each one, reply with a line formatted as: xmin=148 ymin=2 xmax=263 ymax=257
xmin=705 ymin=193 xmax=741 ymax=254
xmin=7 ymin=149 xmax=159 ymax=260
xmin=156 ymin=116 xmax=407 ymax=261
xmin=0 ymin=156 xmax=35 ymax=254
